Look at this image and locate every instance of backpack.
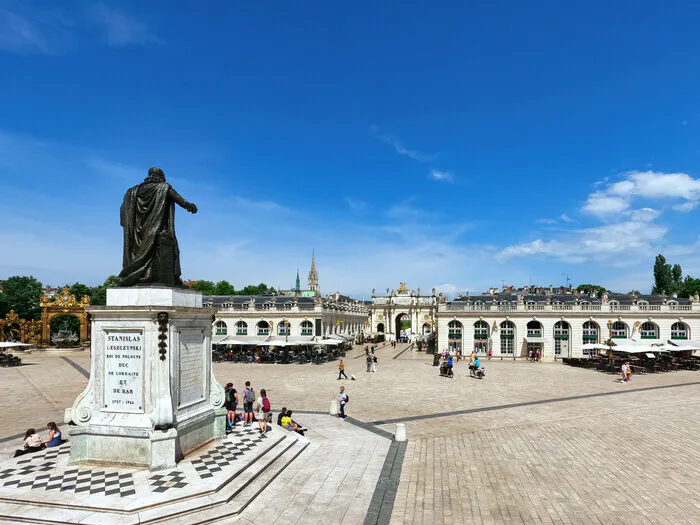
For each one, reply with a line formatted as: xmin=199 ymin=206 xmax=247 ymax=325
xmin=344 ymin=394 xmax=349 ymax=403
xmin=262 ymin=396 xmax=270 ymax=412
xmin=244 ymin=388 xmax=255 ymax=403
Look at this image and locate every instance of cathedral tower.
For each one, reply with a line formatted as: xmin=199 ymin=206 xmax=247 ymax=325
xmin=308 ymin=250 xmax=319 ymax=294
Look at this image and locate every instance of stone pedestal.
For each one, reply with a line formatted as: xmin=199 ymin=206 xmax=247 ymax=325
xmin=67 ymin=287 xmax=225 ymax=470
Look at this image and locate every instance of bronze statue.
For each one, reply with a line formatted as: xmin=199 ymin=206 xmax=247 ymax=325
xmin=117 ymin=167 xmax=197 ymax=287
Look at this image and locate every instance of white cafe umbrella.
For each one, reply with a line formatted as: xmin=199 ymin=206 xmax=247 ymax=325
xmin=0 ymin=342 xmax=32 ymax=348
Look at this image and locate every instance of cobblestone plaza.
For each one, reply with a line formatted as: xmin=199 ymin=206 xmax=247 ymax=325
xmin=0 ymin=344 xmax=698 ymax=524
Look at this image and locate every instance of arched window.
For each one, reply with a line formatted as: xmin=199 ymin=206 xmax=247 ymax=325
xmin=582 ymin=321 xmax=599 ymax=354
xmin=262 ymin=302 xmax=272 ymax=310
xmin=300 ymin=320 xmax=314 ymax=336
xmin=422 ymin=322 xmax=431 ymax=334
xmin=215 ymin=321 xmax=227 ymax=336
xmin=671 ymin=322 xmax=688 ymax=339
xmin=448 ymin=321 xmax=463 ymax=352
xmin=637 ymin=300 xmax=649 ymax=306
xmin=278 ymin=321 xmax=290 ymax=336
xmin=236 ymin=321 xmax=247 ymax=336
xmin=500 ymin=321 xmax=515 ymax=354
xmin=257 ymin=321 xmax=270 ymax=336
xmin=609 ymin=300 xmax=620 ymax=306
xmin=611 ymin=321 xmax=627 ymax=338
xmin=553 ymin=321 xmax=569 ymax=356
xmin=473 ymin=320 xmax=488 ymax=339
xmin=448 ymin=321 xmax=463 ymax=337
xmin=526 ymin=320 xmax=542 ymax=337
xmin=284 ymin=302 xmax=293 ymax=310
xmin=640 ymin=322 xmax=659 ymax=339
xmin=377 ymin=323 xmax=385 ymax=333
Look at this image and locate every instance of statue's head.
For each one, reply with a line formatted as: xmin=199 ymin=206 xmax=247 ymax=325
xmin=145 ymin=167 xmax=166 ymax=183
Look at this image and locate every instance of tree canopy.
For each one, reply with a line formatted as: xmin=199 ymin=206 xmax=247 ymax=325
xmin=187 ymin=280 xmax=276 ymax=296
xmin=576 ymin=284 xmax=607 ymax=294
xmin=0 ymin=276 xmax=43 ymax=320
xmin=652 ymin=255 xmax=683 ymax=295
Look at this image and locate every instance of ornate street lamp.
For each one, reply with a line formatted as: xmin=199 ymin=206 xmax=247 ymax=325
xmin=607 ymin=319 xmax=614 ymax=365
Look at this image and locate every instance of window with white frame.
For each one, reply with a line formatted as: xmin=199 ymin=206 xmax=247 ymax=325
xmin=500 ymin=321 xmax=515 ymax=354
xmin=640 ymin=322 xmax=658 ymax=339
xmin=671 ymin=322 xmax=688 ymax=339
xmin=236 ymin=321 xmax=247 ymax=336
xmin=611 ymin=321 xmax=627 ymax=338
xmin=474 ymin=320 xmax=489 ymax=340
xmin=278 ymin=322 xmax=290 ymax=336
xmin=554 ymin=321 xmax=569 ymax=356
xmin=257 ymin=321 xmax=270 ymax=336
xmin=526 ymin=320 xmax=542 ymax=337
xmin=215 ymin=321 xmax=227 ymax=336
xmin=300 ymin=320 xmax=313 ymax=335
xmin=582 ymin=321 xmax=599 ymax=354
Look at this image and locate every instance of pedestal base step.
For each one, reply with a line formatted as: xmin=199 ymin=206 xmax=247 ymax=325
xmin=0 ymin=425 xmax=309 ymax=524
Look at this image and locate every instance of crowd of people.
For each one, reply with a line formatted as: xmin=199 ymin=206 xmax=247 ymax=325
xmin=223 ymin=381 xmax=309 ymax=436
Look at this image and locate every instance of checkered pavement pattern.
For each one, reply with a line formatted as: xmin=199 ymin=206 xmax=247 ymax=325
xmin=191 ymin=426 xmax=268 ymax=479
xmin=16 ymin=445 xmax=70 ymax=465
xmin=0 ymin=461 xmax=55 ymax=480
xmin=149 ymin=470 xmax=188 ymax=493
xmin=4 ymin=467 xmax=136 ymax=497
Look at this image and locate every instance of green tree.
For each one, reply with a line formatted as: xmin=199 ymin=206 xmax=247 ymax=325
xmin=0 ymin=276 xmax=43 ymax=320
xmin=672 ymin=264 xmax=683 ymax=290
xmin=189 ymin=280 xmax=216 ymax=295
xmin=576 ymin=284 xmax=607 ymax=294
xmin=68 ymin=282 xmax=92 ymax=301
xmin=679 ymin=276 xmax=700 ymax=298
xmin=90 ymin=275 xmax=119 ymax=306
xmin=214 ymin=280 xmax=236 ymax=295
xmin=627 ymin=290 xmax=641 ymax=295
xmin=652 ymin=254 xmax=675 ymax=294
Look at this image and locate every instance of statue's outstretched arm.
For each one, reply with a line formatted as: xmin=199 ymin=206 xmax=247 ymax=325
xmin=170 ymin=187 xmax=198 ymax=214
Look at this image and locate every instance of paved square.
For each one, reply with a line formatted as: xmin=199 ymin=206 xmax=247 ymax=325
xmin=1 ymin=345 xmax=699 ymax=524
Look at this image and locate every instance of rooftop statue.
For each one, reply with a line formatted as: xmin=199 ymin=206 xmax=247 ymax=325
xmin=117 ymin=167 xmax=198 ymax=287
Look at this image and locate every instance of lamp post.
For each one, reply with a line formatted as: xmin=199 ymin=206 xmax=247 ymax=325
xmin=282 ymin=318 xmax=290 ymax=344
xmin=607 ymin=319 xmax=614 ymax=365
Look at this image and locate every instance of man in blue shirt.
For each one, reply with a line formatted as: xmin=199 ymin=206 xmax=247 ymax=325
xmin=337 ymin=386 xmax=348 ymax=419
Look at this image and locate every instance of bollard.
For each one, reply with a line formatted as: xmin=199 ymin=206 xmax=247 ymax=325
xmin=394 ymin=423 xmax=407 ymax=442
xmin=329 ymin=398 xmax=340 ymax=416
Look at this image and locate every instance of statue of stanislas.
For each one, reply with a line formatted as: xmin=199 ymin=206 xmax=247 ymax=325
xmin=117 ymin=167 xmax=197 ymax=287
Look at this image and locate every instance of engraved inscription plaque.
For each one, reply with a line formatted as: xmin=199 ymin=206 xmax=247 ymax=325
xmin=104 ymin=330 xmax=144 ymax=412
xmin=178 ymin=329 xmax=205 ymax=407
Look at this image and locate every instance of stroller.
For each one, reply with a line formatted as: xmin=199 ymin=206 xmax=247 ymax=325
xmin=439 ymin=361 xmax=454 ymax=378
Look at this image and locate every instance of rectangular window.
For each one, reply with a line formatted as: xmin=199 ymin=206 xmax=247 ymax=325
xmin=500 ymin=337 xmax=514 ymax=354
xmin=236 ymin=327 xmax=247 ymax=336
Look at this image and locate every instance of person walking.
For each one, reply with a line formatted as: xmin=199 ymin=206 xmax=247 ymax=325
xmin=372 ymin=354 xmax=378 ymax=372
xmin=224 ymin=382 xmax=238 ymax=431
xmin=256 ymin=389 xmax=271 ymax=434
xmin=338 ymin=359 xmax=348 ymax=380
xmin=366 ymin=353 xmax=372 ymax=372
xmin=243 ymin=381 xmax=255 ymax=426
xmin=337 ymin=386 xmax=348 ymax=419
xmin=488 ymin=348 xmax=492 ymax=360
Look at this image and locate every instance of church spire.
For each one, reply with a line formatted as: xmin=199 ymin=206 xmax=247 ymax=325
xmin=308 ymin=249 xmax=319 ymax=294
xmin=295 ymin=269 xmax=300 ymax=293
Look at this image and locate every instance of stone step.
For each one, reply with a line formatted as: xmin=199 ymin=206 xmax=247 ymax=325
xmin=141 ymin=432 xmax=309 ymax=524
xmin=0 ymin=432 xmax=309 ymax=525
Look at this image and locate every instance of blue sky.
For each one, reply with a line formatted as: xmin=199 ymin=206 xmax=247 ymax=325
xmin=2 ymin=1 xmax=700 ymax=297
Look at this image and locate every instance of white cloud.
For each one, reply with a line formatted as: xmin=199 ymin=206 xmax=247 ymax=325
xmin=498 ymin=211 xmax=666 ymax=264
xmin=430 ymin=169 xmax=453 ymax=183
xmin=672 ymin=201 xmax=699 ymax=212
xmin=536 ymin=218 xmax=557 ymax=224
xmin=582 ymin=192 xmax=630 ymax=216
xmin=345 ymin=197 xmax=367 ymax=211
xmin=584 ymin=170 xmax=700 ymax=217
xmin=560 ymin=214 xmax=576 ymax=223
xmin=371 ymin=126 xmax=435 ymax=162
xmin=86 ymin=2 xmax=162 ymax=47
xmin=0 ymin=2 xmax=73 ymax=54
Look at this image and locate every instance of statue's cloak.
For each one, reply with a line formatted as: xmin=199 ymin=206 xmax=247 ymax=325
xmin=118 ymin=182 xmax=181 ymax=286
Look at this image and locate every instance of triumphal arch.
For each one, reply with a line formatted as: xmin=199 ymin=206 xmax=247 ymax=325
xmin=371 ymin=283 xmax=444 ymax=341
xmin=39 ymin=287 xmax=91 ymax=346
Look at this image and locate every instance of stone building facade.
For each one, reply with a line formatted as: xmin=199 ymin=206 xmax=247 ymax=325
xmin=437 ymin=290 xmax=700 ymax=361
xmin=206 ymin=293 xmax=370 ymax=343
